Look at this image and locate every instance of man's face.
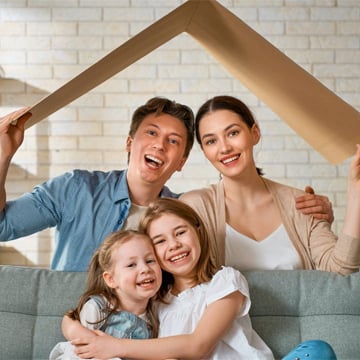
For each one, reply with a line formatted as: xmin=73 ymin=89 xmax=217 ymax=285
xmin=126 ymin=113 xmax=188 ymax=187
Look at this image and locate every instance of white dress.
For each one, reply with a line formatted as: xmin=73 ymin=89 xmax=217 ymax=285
xmin=158 ymin=266 xmax=274 ymax=360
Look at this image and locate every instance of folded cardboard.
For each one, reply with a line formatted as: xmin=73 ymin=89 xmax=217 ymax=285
xmin=20 ymin=0 xmax=360 ymax=164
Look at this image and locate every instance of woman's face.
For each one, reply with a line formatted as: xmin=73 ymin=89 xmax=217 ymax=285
xmin=198 ymin=109 xmax=260 ymax=178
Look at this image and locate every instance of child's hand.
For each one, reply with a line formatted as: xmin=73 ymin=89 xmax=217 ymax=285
xmin=71 ymin=332 xmax=121 ymax=359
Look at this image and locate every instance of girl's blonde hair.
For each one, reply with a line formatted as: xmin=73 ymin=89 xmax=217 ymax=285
xmin=66 ymin=230 xmax=159 ymax=337
xmin=139 ymin=198 xmax=218 ymax=301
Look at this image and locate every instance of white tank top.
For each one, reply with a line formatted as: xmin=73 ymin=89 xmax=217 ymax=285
xmin=225 ymin=223 xmax=302 ymax=271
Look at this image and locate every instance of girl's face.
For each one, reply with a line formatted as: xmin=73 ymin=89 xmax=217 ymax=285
xmin=103 ymin=234 xmax=162 ymax=314
xmin=198 ymin=109 xmax=260 ymax=178
xmin=147 ymin=213 xmax=201 ymax=290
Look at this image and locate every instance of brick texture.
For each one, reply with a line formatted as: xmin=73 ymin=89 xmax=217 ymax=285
xmin=0 ymin=0 xmax=358 ymax=267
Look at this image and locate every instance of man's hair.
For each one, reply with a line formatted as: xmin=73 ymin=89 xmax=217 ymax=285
xmin=129 ymin=97 xmax=195 ymax=158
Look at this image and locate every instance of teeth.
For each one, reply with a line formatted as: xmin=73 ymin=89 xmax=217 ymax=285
xmin=139 ymin=279 xmax=153 ymax=285
xmin=145 ymin=155 xmax=163 ymax=165
xmin=222 ymin=155 xmax=239 ymax=164
xmin=170 ymin=253 xmax=188 ymax=262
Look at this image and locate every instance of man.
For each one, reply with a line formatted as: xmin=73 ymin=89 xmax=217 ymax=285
xmin=0 ymin=98 xmax=194 ymax=270
xmin=0 ymin=97 xmax=332 ymax=271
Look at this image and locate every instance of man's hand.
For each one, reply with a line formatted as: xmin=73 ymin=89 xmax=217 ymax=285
xmin=295 ymin=186 xmax=334 ymax=224
xmin=0 ymin=107 xmax=31 ymax=161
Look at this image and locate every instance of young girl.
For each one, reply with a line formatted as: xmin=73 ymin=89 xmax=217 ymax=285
xmin=70 ymin=198 xmax=274 ymax=359
xmin=49 ymin=229 xmax=162 ymax=360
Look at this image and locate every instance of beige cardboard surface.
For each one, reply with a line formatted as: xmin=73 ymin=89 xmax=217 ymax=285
xmin=20 ymin=0 xmax=360 ymax=164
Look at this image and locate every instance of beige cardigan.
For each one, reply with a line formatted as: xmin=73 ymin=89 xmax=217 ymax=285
xmin=180 ymin=178 xmax=360 ymax=275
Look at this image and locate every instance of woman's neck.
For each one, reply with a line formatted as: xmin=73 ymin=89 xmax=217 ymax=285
xmin=222 ymin=172 xmax=267 ymax=208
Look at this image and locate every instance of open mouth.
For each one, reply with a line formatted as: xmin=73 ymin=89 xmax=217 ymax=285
xmin=169 ymin=252 xmax=189 ymax=263
xmin=221 ymin=154 xmax=240 ymax=165
xmin=138 ymin=278 xmax=155 ymax=287
xmin=145 ymin=155 xmax=164 ymax=168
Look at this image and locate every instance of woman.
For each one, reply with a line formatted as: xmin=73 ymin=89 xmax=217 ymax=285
xmin=180 ymin=95 xmax=360 ymax=275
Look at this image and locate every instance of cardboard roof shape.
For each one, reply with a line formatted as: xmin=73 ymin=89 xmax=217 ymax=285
xmin=17 ymin=0 xmax=360 ymax=164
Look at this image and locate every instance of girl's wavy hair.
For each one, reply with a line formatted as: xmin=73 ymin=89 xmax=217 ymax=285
xmin=139 ymin=198 xmax=218 ymax=302
xmin=195 ymin=95 xmax=264 ymax=175
xmin=66 ymin=230 xmax=159 ymax=337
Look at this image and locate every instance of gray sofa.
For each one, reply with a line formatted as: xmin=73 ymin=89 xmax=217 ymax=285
xmin=1 ymin=265 xmax=359 ymax=360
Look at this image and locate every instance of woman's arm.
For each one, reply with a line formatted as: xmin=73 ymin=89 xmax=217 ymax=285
xmin=305 ymin=145 xmax=360 ymax=274
xmin=72 ymin=291 xmax=244 ymax=360
xmin=342 ymin=144 xmax=360 ymax=238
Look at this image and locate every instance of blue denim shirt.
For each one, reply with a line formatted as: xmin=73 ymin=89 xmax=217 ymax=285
xmin=0 ymin=169 xmax=178 ymax=271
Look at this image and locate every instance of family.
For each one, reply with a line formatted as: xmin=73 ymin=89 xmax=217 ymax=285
xmin=1 ymin=96 xmax=359 ymax=359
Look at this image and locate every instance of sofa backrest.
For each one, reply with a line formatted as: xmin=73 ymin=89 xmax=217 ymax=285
xmin=0 ymin=265 xmax=359 ymax=360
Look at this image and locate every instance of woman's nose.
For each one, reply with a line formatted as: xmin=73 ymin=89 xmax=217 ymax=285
xmin=219 ymin=138 xmax=231 ymax=153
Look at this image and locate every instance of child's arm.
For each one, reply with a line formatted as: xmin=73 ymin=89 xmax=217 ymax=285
xmin=62 ymin=297 xmax=105 ymax=340
xmin=72 ymin=290 xmax=244 ymax=360
xmin=62 ymin=315 xmax=97 ymax=340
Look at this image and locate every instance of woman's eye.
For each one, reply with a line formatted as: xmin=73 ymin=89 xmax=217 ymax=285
xmin=147 ymin=259 xmax=156 ymax=264
xmin=204 ymin=139 xmax=215 ymax=146
xmin=229 ymin=130 xmax=239 ymax=137
xmin=127 ymin=263 xmax=135 ymax=268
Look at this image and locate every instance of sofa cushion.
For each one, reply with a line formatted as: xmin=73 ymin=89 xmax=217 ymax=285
xmin=244 ymin=270 xmax=360 ymax=359
xmin=0 ymin=266 xmax=359 ymax=360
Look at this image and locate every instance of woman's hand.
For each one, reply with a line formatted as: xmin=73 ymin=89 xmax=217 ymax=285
xmin=348 ymin=144 xmax=360 ymax=191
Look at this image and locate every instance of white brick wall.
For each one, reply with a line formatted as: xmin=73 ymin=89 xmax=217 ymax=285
xmin=0 ymin=0 xmax=359 ymax=267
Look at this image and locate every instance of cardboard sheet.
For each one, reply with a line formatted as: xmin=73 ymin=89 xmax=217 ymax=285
xmin=19 ymin=0 xmax=360 ymax=164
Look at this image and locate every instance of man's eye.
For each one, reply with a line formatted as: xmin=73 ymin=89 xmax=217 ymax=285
xmin=147 ymin=130 xmax=156 ymax=136
xmin=169 ymin=138 xmax=179 ymax=145
xmin=127 ymin=263 xmax=135 ymax=268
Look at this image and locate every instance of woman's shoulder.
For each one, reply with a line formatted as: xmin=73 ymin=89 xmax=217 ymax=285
xmin=263 ymin=177 xmax=306 ymax=197
xmin=180 ymin=182 xmax=222 ymax=203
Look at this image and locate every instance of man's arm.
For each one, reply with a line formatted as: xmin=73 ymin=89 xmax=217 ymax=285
xmin=296 ymin=186 xmax=334 ymax=224
xmin=0 ymin=108 xmax=31 ymax=210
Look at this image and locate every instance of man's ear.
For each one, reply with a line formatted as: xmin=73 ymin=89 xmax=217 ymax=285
xmin=176 ymin=156 xmax=187 ymax=172
xmin=126 ymin=136 xmax=133 ymax=153
xmin=251 ymin=123 xmax=261 ymax=145
xmin=103 ymin=271 xmax=116 ymax=289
